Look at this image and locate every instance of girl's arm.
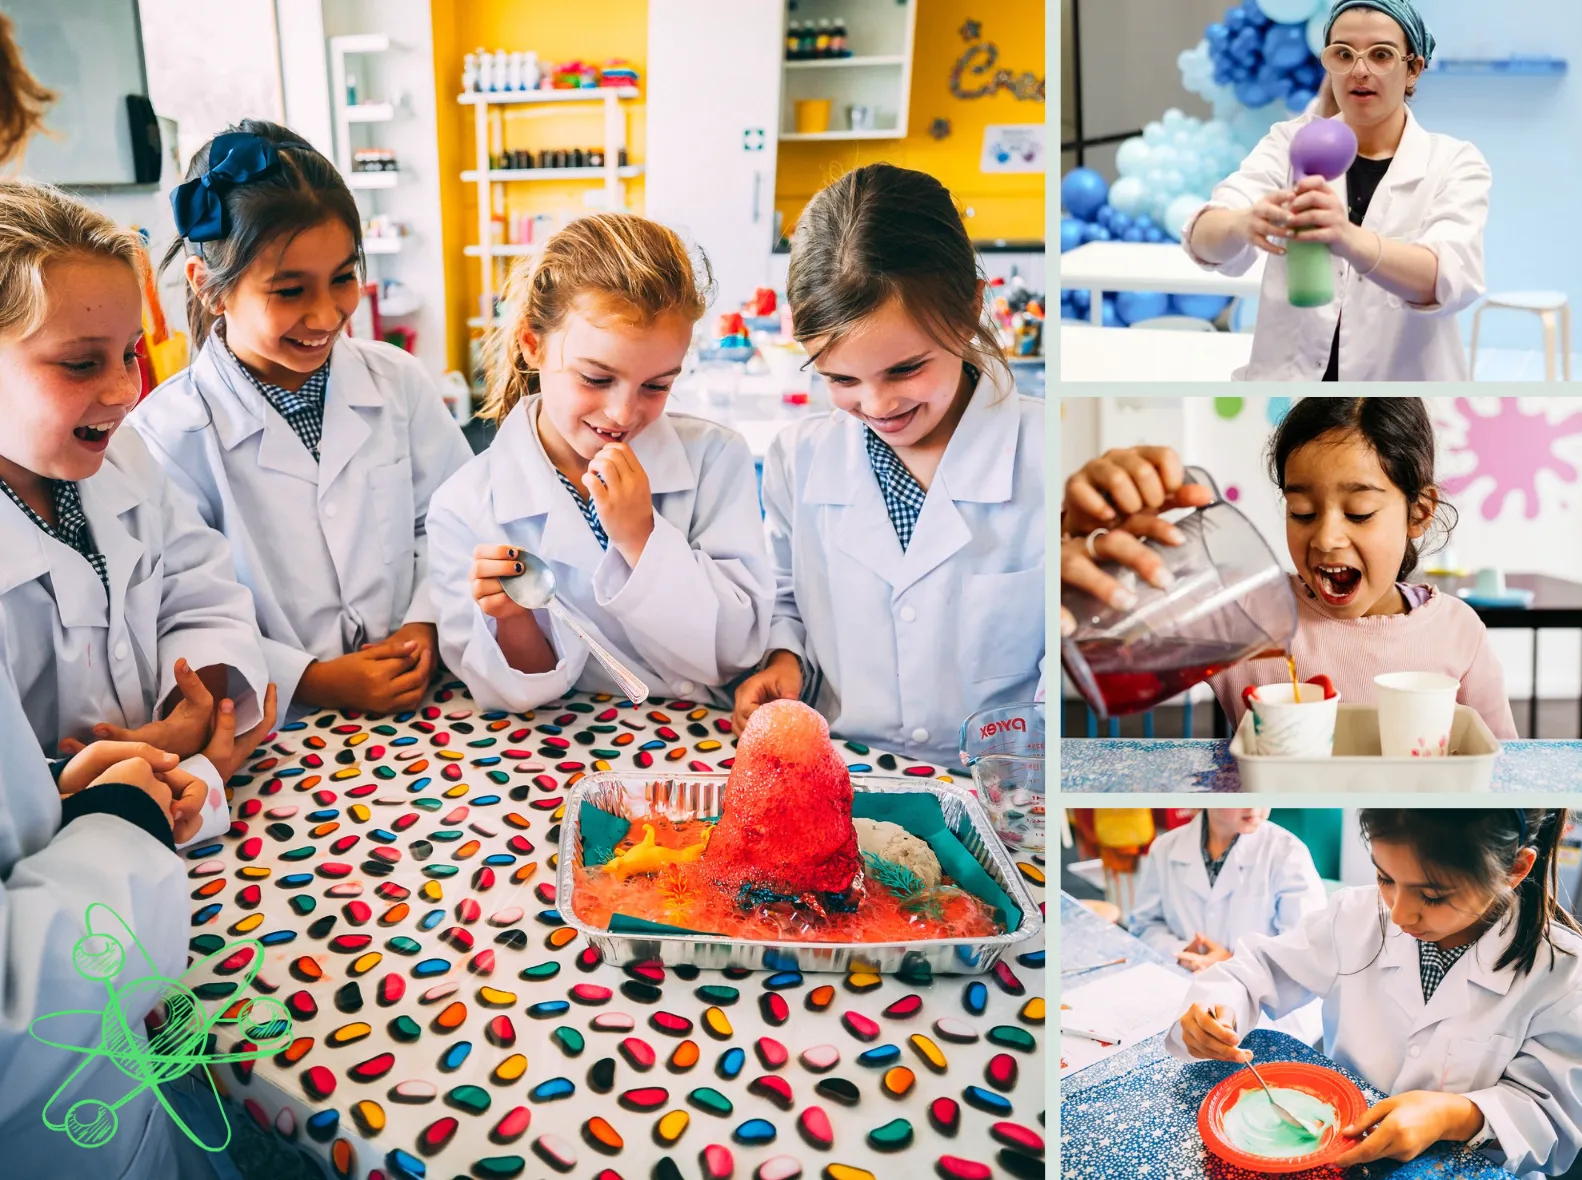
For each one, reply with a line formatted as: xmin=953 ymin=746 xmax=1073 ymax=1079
xmin=1165 ymin=892 xmax=1344 ymax=1060
xmin=1182 ymin=123 xmax=1297 ymax=274
xmin=1126 ymin=843 xmax=1189 ymax=959
xmin=592 ymin=430 xmax=773 ymax=687
xmin=1457 ymin=993 xmax=1582 ymax=1175
xmin=1461 ymin=622 xmax=1519 ymax=741
xmin=760 ymin=434 xmax=811 ymax=677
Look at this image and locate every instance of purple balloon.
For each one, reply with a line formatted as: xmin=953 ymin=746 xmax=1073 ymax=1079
xmin=1290 ymin=118 xmax=1358 ymax=180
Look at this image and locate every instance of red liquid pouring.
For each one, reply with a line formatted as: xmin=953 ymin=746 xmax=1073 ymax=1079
xmin=1076 ymin=638 xmax=1254 ymax=716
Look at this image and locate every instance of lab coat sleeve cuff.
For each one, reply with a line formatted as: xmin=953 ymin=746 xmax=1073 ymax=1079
xmin=463 ymin=607 xmax=580 ymax=713
xmin=767 ymin=617 xmax=808 ymax=664
xmin=1182 ymin=201 xmax=1257 ymax=276
xmin=261 ymin=636 xmax=317 ymax=717
xmin=402 ymin=574 xmax=440 ymax=628
xmin=1461 ymin=1088 xmax=1516 ymax=1166
xmin=59 ymin=781 xmax=176 ymax=853
xmin=162 ymin=635 xmax=266 ymax=731
xmin=592 ymin=515 xmax=691 ymax=626
xmin=176 ymin=754 xmax=232 ymax=848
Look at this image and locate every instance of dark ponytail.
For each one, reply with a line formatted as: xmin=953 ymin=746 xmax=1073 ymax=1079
xmin=159 ymin=119 xmax=362 ymax=350
xmin=1359 ymin=809 xmax=1577 ymax=977
xmin=1267 ymin=397 xmax=1457 ymax=582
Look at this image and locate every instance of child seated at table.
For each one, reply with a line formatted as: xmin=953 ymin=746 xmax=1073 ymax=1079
xmin=0 ymin=178 xmax=276 ymax=846
xmin=425 ymin=213 xmax=773 ymax=711
xmin=1170 ymin=809 xmax=1582 ymax=1174
xmin=1129 ymin=808 xmax=1326 ymax=1044
xmin=1061 ymin=397 xmax=1517 ymax=739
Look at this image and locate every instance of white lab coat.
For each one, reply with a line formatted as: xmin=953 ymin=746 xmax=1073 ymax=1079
xmin=762 ymin=372 xmax=1045 ymax=767
xmin=131 ymin=333 xmax=474 ymax=715
xmin=1183 ymin=108 xmax=1490 ymax=381
xmin=0 ymin=428 xmax=267 ymax=847
xmin=427 ymin=396 xmax=773 ymax=711
xmin=1129 ymin=813 xmax=1327 ymax=1043
xmin=1166 ymin=886 xmax=1582 ymax=1178
xmin=0 ymin=628 xmax=200 ymax=1179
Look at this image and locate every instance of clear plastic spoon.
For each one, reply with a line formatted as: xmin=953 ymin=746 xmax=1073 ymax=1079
xmin=499 ymin=552 xmax=650 ymax=705
xmin=1244 ymin=1059 xmax=1323 ymax=1138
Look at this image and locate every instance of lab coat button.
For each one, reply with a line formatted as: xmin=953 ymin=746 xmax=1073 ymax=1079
xmin=911 ymin=728 xmax=929 ymax=744
xmin=899 ymin=606 xmax=917 ymax=622
xmin=325 ymin=502 xmax=339 ymax=518
xmin=1408 ymin=1046 xmax=1421 ymax=1058
xmin=677 ymin=681 xmax=696 ymax=696
xmin=113 ymin=642 xmax=129 ymax=661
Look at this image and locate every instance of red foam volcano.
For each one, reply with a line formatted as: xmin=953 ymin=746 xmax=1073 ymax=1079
xmin=706 ymin=700 xmax=859 ymax=896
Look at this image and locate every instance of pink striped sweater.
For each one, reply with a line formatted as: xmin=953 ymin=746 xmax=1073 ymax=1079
xmin=1210 ymin=577 xmax=1518 ymax=739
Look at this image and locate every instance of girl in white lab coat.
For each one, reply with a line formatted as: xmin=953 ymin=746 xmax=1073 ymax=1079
xmin=426 ymin=213 xmax=772 ymax=711
xmin=1130 ymin=809 xmax=1327 ymax=1042
xmin=131 ymin=121 xmax=473 ymax=717
xmin=732 ymin=164 xmax=1044 ymax=767
xmin=0 ymin=180 xmax=275 ymax=844
xmin=1183 ymin=0 xmax=1489 ymax=381
xmin=1171 ymin=809 xmax=1582 ymax=1176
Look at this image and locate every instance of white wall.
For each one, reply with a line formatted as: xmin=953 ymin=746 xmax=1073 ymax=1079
xmin=1060 ymin=396 xmax=1582 ymax=704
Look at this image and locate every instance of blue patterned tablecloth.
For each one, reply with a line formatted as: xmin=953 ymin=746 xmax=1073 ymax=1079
xmin=1059 ymin=892 xmax=1186 ymax=985
xmin=1060 ymin=1028 xmax=1503 ymax=1180
xmin=1059 ymin=739 xmax=1582 ymax=793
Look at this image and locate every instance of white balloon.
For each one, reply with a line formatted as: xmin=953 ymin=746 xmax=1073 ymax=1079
xmin=1163 ymin=169 xmax=1186 ymax=194
xmin=1143 ymin=121 xmax=1166 ymax=146
xmin=1108 ymin=175 xmax=1149 ymax=215
xmin=1166 ymin=193 xmax=1208 ymax=240
xmin=1163 ymin=108 xmax=1187 ymax=130
xmin=1115 ymin=137 xmax=1152 ymax=177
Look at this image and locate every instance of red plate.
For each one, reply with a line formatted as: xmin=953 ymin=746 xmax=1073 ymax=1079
xmin=1198 ymin=1060 xmax=1367 ymax=1174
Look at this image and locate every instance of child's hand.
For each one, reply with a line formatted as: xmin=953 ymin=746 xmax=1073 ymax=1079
xmin=732 ymin=651 xmax=804 ymax=737
xmin=1332 ymin=1091 xmax=1487 ymax=1167
xmin=1064 ymin=447 xmax=1215 ymax=540
xmin=1177 ymin=932 xmax=1233 ymax=972
xmin=200 ymin=684 xmax=278 ymax=783
xmin=74 ymin=659 xmax=216 ymax=759
xmin=1178 ymin=1002 xmax=1250 ymax=1062
xmin=83 ymin=756 xmax=206 ymax=845
xmin=584 ymin=443 xmax=654 ymax=566
xmin=58 ymin=740 xmax=181 ymax=796
xmin=298 ymin=646 xmax=429 ymax=714
xmin=470 ymin=544 xmax=532 ymax=621
xmin=358 ymin=622 xmax=439 ymax=709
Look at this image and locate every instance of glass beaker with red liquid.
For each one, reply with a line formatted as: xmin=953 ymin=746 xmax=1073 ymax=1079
xmin=1061 ymin=468 xmax=1298 ymax=720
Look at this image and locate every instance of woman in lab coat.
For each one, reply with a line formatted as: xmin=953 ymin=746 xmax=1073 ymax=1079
xmin=1171 ymin=809 xmax=1582 ymax=1176
xmin=132 ymin=121 xmax=473 ymax=717
xmin=1183 ymin=0 xmax=1490 ymax=381
xmin=1129 ymin=809 xmax=1327 ymax=1043
xmin=733 ymin=164 xmax=1045 ymax=768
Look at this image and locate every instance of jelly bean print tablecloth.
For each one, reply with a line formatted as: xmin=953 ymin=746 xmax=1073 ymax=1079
xmin=1059 ymin=738 xmax=1582 ymax=793
xmin=186 ymin=685 xmax=1047 ymax=1180
xmin=1059 ymin=900 xmax=1500 ymax=1180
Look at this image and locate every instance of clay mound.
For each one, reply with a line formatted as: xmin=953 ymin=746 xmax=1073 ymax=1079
xmin=706 ymin=700 xmax=859 ymax=896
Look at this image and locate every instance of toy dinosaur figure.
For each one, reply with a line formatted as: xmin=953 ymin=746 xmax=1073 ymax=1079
xmin=601 ymin=823 xmax=712 ymax=880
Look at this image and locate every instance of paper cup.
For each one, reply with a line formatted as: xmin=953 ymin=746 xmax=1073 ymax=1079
xmin=1373 ymin=672 xmax=1459 ymax=758
xmin=1247 ymin=682 xmax=1339 ymax=758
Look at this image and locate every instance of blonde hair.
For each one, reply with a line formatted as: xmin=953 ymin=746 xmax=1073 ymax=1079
xmin=0 ymin=14 xmax=55 ymax=168
xmin=0 ymin=178 xmax=147 ymax=340
xmin=480 ymin=212 xmax=712 ymax=425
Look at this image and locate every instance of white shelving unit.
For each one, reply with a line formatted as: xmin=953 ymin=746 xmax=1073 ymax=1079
xmin=458 ymin=86 xmax=641 ymax=318
xmin=779 ymin=1 xmax=917 ymax=139
xmin=330 ymin=33 xmax=414 ymax=270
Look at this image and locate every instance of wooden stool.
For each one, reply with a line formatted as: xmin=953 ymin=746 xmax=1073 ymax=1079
xmin=1470 ymin=291 xmax=1572 ymax=381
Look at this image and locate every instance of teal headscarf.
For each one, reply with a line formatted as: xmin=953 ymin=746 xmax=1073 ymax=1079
xmin=1324 ymin=0 xmax=1435 ymax=64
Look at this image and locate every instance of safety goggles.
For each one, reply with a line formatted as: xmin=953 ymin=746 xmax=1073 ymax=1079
xmin=1320 ymin=43 xmax=1416 ymax=75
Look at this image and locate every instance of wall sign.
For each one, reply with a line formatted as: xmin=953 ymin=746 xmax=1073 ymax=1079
xmin=951 ymin=19 xmax=1045 ymax=102
xmin=981 ymin=124 xmax=1044 ymax=173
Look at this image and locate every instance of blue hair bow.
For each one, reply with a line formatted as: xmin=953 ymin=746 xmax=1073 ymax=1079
xmin=170 ymin=132 xmax=280 ymax=244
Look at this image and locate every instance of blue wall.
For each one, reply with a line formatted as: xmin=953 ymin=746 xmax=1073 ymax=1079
xmin=1408 ymin=2 xmax=1582 ymax=349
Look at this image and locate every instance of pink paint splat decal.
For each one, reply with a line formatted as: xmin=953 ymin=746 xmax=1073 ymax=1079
xmin=209 ymin=788 xmax=224 ymax=811
xmin=1438 ymin=398 xmax=1582 ymax=520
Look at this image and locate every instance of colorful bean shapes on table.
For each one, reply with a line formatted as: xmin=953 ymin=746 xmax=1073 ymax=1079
xmin=187 ymin=686 xmax=1045 ymax=1179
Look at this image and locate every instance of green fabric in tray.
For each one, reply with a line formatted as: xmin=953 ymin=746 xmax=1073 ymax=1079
xmin=579 ymin=804 xmax=631 ymax=868
xmin=585 ymin=790 xmax=1021 ymax=936
xmin=854 ymin=792 xmax=1022 ymax=930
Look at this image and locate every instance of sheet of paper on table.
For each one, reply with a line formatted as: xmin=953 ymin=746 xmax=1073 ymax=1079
xmin=1060 ymin=961 xmax=1193 ymax=1079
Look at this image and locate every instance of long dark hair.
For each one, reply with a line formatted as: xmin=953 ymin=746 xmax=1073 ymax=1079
xmin=1268 ymin=397 xmax=1456 ymax=581
xmin=1359 ymin=809 xmax=1577 ymax=977
xmin=786 ymin=162 xmax=1007 ymax=389
xmin=159 ymin=119 xmax=362 ymax=349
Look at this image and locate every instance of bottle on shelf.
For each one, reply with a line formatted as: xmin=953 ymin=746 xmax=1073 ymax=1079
xmin=786 ymin=20 xmax=802 ymax=60
xmin=522 ymin=51 xmax=541 ymax=91
xmin=346 ymin=74 xmax=359 ymax=106
xmin=492 ymin=49 xmax=508 ymax=91
xmin=814 ymin=18 xmax=831 ymax=58
xmin=477 ymin=47 xmax=494 ymax=93
xmin=463 ymin=53 xmax=479 ymax=93
xmin=588 ymin=148 xmax=605 ymax=167
xmin=799 ymin=21 xmax=816 ymax=59
xmin=831 ymin=18 xmax=848 ymax=57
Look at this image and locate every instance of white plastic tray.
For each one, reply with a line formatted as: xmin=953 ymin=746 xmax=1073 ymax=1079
xmin=1228 ymin=704 xmax=1501 ymax=792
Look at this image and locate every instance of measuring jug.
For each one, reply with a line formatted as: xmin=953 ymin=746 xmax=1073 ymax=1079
xmin=960 ymin=702 xmax=1045 ymax=853
xmin=1061 ymin=468 xmax=1298 ymax=720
